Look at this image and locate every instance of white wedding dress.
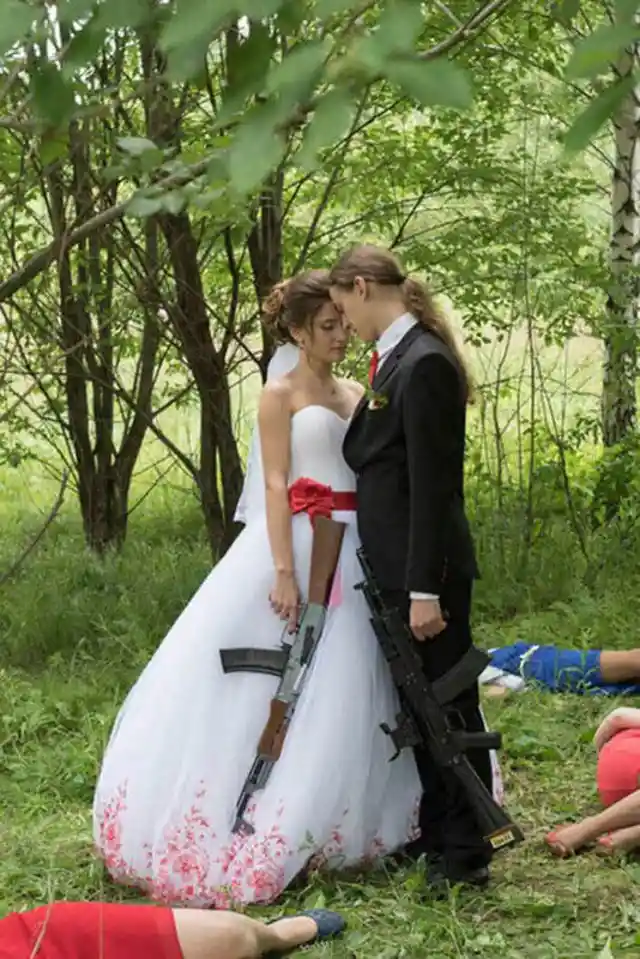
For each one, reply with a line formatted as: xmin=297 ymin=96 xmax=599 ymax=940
xmin=93 ymin=404 xmax=425 ymax=908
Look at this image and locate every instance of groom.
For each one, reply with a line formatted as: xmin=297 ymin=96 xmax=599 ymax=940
xmin=329 ymin=245 xmax=493 ymax=895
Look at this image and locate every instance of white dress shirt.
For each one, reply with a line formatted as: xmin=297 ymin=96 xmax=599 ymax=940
xmin=376 ymin=312 xmax=417 ymax=369
xmin=374 ymin=314 xmax=439 ymax=603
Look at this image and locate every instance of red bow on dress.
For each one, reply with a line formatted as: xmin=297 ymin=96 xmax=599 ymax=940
xmin=288 ymin=477 xmax=357 ymax=526
xmin=289 ymin=477 xmax=334 ymax=524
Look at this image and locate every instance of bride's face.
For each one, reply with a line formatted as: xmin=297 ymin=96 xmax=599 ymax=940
xmin=299 ymin=302 xmax=349 ymax=364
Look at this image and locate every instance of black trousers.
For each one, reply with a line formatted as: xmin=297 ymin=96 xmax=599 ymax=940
xmin=381 ymin=578 xmax=493 ymax=878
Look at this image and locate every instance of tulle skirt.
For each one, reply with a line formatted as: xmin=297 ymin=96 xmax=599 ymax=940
xmin=92 ymin=512 xmax=423 ymax=907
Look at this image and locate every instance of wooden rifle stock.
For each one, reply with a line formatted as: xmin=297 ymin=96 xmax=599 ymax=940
xmin=307 ymin=516 xmax=345 ymax=604
xmin=257 ymin=698 xmax=288 ymax=758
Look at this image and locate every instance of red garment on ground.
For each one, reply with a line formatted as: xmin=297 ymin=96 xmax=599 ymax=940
xmin=0 ymin=902 xmax=182 ymax=959
xmin=597 ymin=728 xmax=640 ymax=807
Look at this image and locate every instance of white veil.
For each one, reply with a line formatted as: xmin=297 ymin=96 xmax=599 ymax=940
xmin=234 ymin=343 xmax=301 ymax=526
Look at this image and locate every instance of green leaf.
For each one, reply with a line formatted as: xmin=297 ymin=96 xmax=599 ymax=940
xmin=126 ymin=194 xmax=164 ymax=218
xmin=277 ymin=0 xmax=308 ymax=33
xmin=384 ymin=57 xmax=473 ymax=110
xmin=58 ymin=0 xmax=94 ymax=27
xmin=248 ymin=0 xmax=284 ymax=15
xmin=93 ymin=0 xmax=149 ymax=29
xmin=160 ymin=0 xmax=239 ymax=80
xmin=0 ymin=1 xmax=37 ymax=56
xmin=614 ymin=0 xmax=639 ymax=25
xmin=216 ymin=27 xmax=278 ymax=128
xmin=160 ymin=0 xmax=234 ymax=53
xmin=265 ymin=40 xmax=329 ymax=99
xmin=227 ymin=104 xmax=287 ymax=195
xmin=551 ymin=0 xmax=580 ymax=26
xmin=117 ymin=137 xmax=159 ymax=157
xmin=226 ymin=22 xmax=276 ymax=90
xmin=566 ymin=23 xmax=640 ymax=79
xmin=30 ymin=63 xmax=76 ymax=129
xmin=348 ymin=34 xmax=387 ymax=78
xmin=314 ymin=0 xmax=353 ymax=17
xmin=297 ymin=89 xmax=354 ymax=170
xmin=345 ymin=2 xmax=423 ymax=79
xmin=161 ymin=191 xmax=186 ymax=215
xmin=373 ymin=0 xmax=425 ymax=55
xmin=165 ymin=34 xmax=211 ymax=82
xmin=563 ymin=74 xmax=635 ymax=153
xmin=63 ymin=22 xmax=107 ymax=71
xmin=39 ymin=133 xmax=69 ymax=167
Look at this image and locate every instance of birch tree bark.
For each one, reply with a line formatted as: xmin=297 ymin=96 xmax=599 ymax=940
xmin=602 ymin=43 xmax=640 ymax=446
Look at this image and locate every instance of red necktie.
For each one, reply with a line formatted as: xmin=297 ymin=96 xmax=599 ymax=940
xmin=368 ymin=350 xmax=379 ymax=387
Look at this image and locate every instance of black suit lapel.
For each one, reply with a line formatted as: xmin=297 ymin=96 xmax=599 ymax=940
xmin=344 ymin=324 xmax=423 ymax=457
xmin=344 ymin=393 xmax=367 ymax=456
xmin=371 ymin=323 xmax=422 ymax=393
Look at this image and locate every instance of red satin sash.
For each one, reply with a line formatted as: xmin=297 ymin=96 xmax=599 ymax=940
xmin=288 ymin=477 xmax=356 ymax=524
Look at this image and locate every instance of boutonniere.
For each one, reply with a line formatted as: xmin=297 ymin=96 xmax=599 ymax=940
xmin=365 ymin=387 xmax=389 ymax=411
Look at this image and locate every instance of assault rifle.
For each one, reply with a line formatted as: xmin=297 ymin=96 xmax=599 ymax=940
xmin=220 ymin=516 xmax=346 ymax=835
xmin=356 ymin=548 xmax=524 ymax=852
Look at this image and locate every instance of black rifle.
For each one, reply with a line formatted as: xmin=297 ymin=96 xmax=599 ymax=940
xmin=356 ymin=548 xmax=524 ymax=852
xmin=220 ymin=517 xmax=346 ymax=835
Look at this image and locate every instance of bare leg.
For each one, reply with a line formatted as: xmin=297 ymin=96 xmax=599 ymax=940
xmin=596 ymin=823 xmax=640 ymax=856
xmin=173 ymin=909 xmax=323 ymax=959
xmin=599 ymin=650 xmax=640 ymax=684
xmin=546 ymin=789 xmax=640 ymax=857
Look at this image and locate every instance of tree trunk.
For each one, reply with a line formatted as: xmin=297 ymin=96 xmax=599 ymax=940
xmin=602 ymin=44 xmax=640 ymax=447
xmin=159 ymin=211 xmax=243 ymax=554
xmin=42 ymin=104 xmax=160 ymax=552
xmin=248 ymin=172 xmax=285 ymax=380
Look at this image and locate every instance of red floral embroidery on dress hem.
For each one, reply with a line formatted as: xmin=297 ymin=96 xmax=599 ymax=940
xmin=94 ymin=781 xmax=421 ymax=907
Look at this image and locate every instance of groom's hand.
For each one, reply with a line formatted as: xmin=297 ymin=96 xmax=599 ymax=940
xmin=410 ymin=598 xmax=446 ymax=641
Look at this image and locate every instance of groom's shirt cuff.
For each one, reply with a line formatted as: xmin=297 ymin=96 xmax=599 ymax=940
xmin=410 ymin=592 xmax=439 ymax=601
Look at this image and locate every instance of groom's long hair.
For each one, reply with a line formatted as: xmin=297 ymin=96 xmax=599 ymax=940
xmin=329 ymin=244 xmax=472 ymax=403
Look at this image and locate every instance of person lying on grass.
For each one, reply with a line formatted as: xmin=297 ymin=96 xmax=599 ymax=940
xmin=481 ymin=643 xmax=640 ymax=698
xmin=0 ymin=900 xmax=345 ymax=959
xmin=546 ymin=707 xmax=640 ymax=857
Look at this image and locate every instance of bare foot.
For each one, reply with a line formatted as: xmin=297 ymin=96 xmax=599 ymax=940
xmin=596 ymin=824 xmax=640 ymax=857
xmin=545 ymin=822 xmax=595 ymax=857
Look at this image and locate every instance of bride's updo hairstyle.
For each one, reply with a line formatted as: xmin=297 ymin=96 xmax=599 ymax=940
xmin=262 ymin=269 xmax=332 ymax=345
xmin=329 ymin=244 xmax=472 ymax=402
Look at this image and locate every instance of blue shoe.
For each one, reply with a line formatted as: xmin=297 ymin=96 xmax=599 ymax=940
xmin=299 ymin=909 xmax=346 ymax=942
xmin=266 ymin=909 xmax=346 ymax=948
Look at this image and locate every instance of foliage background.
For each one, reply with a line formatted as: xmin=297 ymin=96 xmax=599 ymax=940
xmin=3 ymin=0 xmax=640 ymax=955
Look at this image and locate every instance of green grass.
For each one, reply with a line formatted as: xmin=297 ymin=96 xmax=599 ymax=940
xmin=3 ymin=360 xmax=640 ymax=956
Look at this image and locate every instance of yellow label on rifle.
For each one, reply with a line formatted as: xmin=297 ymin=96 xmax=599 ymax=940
xmin=489 ymin=828 xmax=517 ymax=850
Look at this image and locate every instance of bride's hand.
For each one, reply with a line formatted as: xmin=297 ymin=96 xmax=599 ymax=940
xmin=269 ymin=571 xmax=300 ymax=633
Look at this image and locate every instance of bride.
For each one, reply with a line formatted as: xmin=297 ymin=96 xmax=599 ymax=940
xmin=92 ymin=269 xmax=424 ymax=908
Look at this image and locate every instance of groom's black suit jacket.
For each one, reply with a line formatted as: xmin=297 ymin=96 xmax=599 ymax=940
xmin=343 ymin=324 xmax=479 ymax=596
xmin=344 ymin=325 xmax=493 ymax=871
